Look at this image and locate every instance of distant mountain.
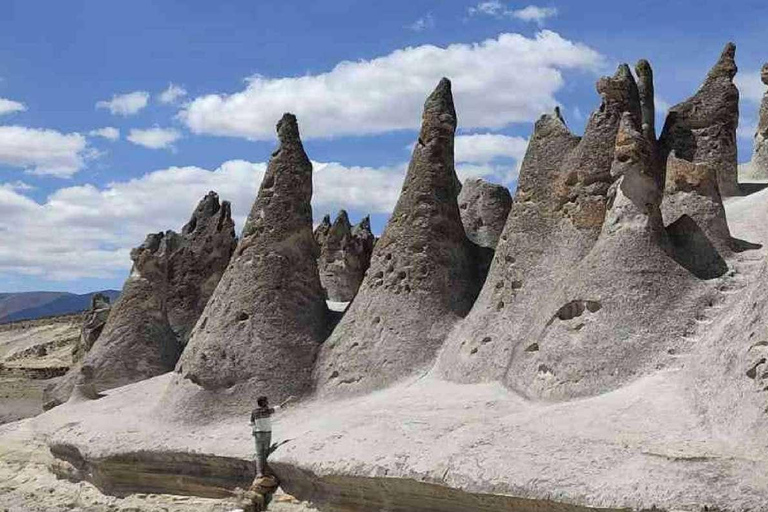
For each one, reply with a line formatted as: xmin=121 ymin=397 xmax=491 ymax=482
xmin=0 ymin=290 xmax=121 ymax=324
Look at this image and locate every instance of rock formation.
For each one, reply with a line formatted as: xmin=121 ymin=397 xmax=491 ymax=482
xmin=72 ymin=293 xmax=111 ymax=362
xmin=316 ymin=210 xmax=376 ymax=302
xmin=313 ymin=214 xmax=331 ymax=248
xmin=748 ymin=63 xmax=768 ymax=178
xmin=43 ymin=193 xmax=236 ymax=409
xmin=660 ymin=43 xmax=740 ymax=196
xmin=457 ymin=178 xmax=512 ymax=249
xmin=437 ymin=65 xmax=640 ymax=386
xmin=176 ymin=114 xmax=328 ymax=402
xmin=313 ymin=78 xmax=486 ymax=396
xmin=635 ymin=59 xmax=656 ymax=143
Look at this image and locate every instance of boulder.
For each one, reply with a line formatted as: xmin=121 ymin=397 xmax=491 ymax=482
xmin=316 ymin=210 xmax=376 ymax=302
xmin=457 ymin=178 xmax=512 ymax=249
xmin=660 ymin=43 xmax=740 ymax=196
xmin=176 ymin=114 xmax=328 ymax=405
xmin=313 ymin=78 xmax=486 ymax=396
xmin=43 ymin=193 xmax=236 ymax=409
xmin=72 ymin=293 xmax=111 ymax=362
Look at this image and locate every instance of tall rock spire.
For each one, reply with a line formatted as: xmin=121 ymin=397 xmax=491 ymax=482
xmin=176 ymin=114 xmax=328 ymax=400
xmin=748 ymin=63 xmax=768 ymax=179
xmin=316 ymin=210 xmax=375 ymax=302
xmin=635 ymin=59 xmax=656 ymax=143
xmin=660 ymin=43 xmax=740 ymax=196
xmin=313 ymin=78 xmax=485 ymax=396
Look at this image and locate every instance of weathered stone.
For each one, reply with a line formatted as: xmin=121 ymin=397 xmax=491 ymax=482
xmin=316 ymin=210 xmax=375 ymax=302
xmin=351 ymin=215 xmax=375 ymax=270
xmin=747 ymin=63 xmax=768 ymax=179
xmin=635 ymin=59 xmax=656 ymax=142
xmin=438 ymin=65 xmax=641 ymax=386
xmin=660 ymin=43 xmax=740 ymax=196
xmin=177 ymin=114 xmax=328 ymax=403
xmin=72 ymin=293 xmax=111 ymax=362
xmin=313 ymin=214 xmax=331 ymax=248
xmin=44 ymin=193 xmax=236 ymax=409
xmin=314 ymin=78 xmax=486 ymax=396
xmin=457 ymin=178 xmax=512 ymax=249
xmin=661 ymin=151 xmax=732 ymax=254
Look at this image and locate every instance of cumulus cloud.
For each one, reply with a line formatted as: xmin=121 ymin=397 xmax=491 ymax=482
xmin=408 ymin=13 xmax=435 ymax=31
xmin=469 ymin=2 xmax=557 ymax=25
xmin=127 ymin=127 xmax=182 ymax=150
xmin=0 ymin=98 xmax=26 ymax=116
xmin=159 ymin=83 xmax=188 ymax=104
xmin=88 ymin=127 xmax=120 ymax=141
xmin=0 ymin=159 xmax=406 ymax=280
xmin=455 ymin=133 xmax=528 ymax=163
xmin=180 ymin=31 xmax=602 ymax=140
xmin=736 ymin=70 xmax=766 ymax=104
xmin=96 ymin=91 xmax=150 ymax=116
xmin=0 ymin=126 xmax=90 ymax=177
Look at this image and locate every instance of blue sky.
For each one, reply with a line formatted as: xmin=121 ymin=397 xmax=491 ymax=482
xmin=1 ymin=0 xmax=767 ymax=293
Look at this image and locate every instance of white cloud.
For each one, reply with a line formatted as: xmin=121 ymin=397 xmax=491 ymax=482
xmin=468 ymin=2 xmax=557 ymax=25
xmin=127 ymin=127 xmax=182 ymax=150
xmin=88 ymin=127 xmax=120 ymax=141
xmin=408 ymin=13 xmax=435 ymax=31
xmin=0 ymin=126 xmax=90 ymax=177
xmin=736 ymin=71 xmax=766 ymax=104
xmin=0 ymin=159 xmax=407 ymax=280
xmin=0 ymin=98 xmax=26 ymax=116
xmin=455 ymin=133 xmax=528 ymax=163
xmin=96 ymin=91 xmax=150 ymax=116
xmin=511 ymin=5 xmax=558 ymax=25
xmin=159 ymin=83 xmax=188 ymax=104
xmin=180 ymin=31 xmax=602 ymax=140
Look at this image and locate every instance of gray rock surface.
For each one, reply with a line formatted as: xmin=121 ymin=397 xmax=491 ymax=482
xmin=635 ymin=59 xmax=656 ymax=142
xmin=457 ymin=178 xmax=512 ymax=249
xmin=437 ymin=65 xmax=640 ymax=387
xmin=748 ymin=63 xmax=768 ymax=179
xmin=660 ymin=43 xmax=740 ymax=196
xmin=313 ymin=214 xmax=331 ymax=248
xmin=44 ymin=193 xmax=236 ymax=409
xmin=176 ymin=114 xmax=328 ymax=407
xmin=313 ymin=79 xmax=485 ymax=396
xmin=316 ymin=211 xmax=376 ymax=302
xmin=72 ymin=293 xmax=111 ymax=362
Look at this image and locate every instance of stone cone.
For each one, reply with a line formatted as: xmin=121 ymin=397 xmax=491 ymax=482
xmin=176 ymin=114 xmax=328 ymax=404
xmin=313 ymin=78 xmax=485 ymax=396
xmin=747 ymin=63 xmax=768 ymax=179
xmin=660 ymin=43 xmax=740 ymax=196
xmin=317 ymin=210 xmax=374 ymax=302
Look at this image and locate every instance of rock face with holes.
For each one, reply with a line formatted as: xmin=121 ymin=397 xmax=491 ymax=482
xmin=315 ymin=211 xmax=376 ymax=302
xmin=747 ymin=63 xmax=768 ymax=179
xmin=660 ymin=43 xmax=740 ymax=196
xmin=457 ymin=178 xmax=512 ymax=249
xmin=313 ymin=79 xmax=486 ymax=396
xmin=437 ymin=66 xmax=640 ymax=386
xmin=72 ymin=293 xmax=112 ymax=362
xmin=43 ymin=193 xmax=236 ymax=409
xmin=176 ymin=114 xmax=328 ymax=406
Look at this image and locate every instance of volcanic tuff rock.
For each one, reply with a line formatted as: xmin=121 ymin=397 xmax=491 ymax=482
xmin=176 ymin=114 xmax=328 ymax=406
xmin=457 ymin=178 xmax=512 ymax=249
xmin=72 ymin=293 xmax=111 ymax=362
xmin=43 ymin=193 xmax=236 ymax=409
xmin=316 ymin=211 xmax=376 ymax=302
xmin=313 ymin=214 xmax=331 ymax=248
xmin=748 ymin=63 xmax=768 ymax=179
xmin=313 ymin=78 xmax=486 ymax=396
xmin=660 ymin=43 xmax=740 ymax=196
xmin=437 ymin=65 xmax=640 ymax=386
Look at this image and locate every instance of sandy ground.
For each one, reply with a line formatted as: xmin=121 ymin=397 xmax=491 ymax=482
xmin=0 ymin=376 xmax=53 ymax=425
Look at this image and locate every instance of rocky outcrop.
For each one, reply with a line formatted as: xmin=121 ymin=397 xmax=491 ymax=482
xmin=313 ymin=214 xmax=331 ymax=248
xmin=660 ymin=43 xmax=740 ymax=196
xmin=316 ymin=211 xmax=376 ymax=302
xmin=748 ymin=63 xmax=768 ymax=179
xmin=635 ymin=59 xmax=656 ymax=143
xmin=457 ymin=178 xmax=512 ymax=249
xmin=437 ymin=65 xmax=640 ymax=386
xmin=43 ymin=193 xmax=236 ymax=409
xmin=313 ymin=79 xmax=486 ymax=396
xmin=176 ymin=114 xmax=328 ymax=403
xmin=72 ymin=293 xmax=111 ymax=362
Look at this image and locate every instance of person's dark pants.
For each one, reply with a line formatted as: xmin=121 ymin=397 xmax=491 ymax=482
xmin=253 ymin=431 xmax=272 ymax=476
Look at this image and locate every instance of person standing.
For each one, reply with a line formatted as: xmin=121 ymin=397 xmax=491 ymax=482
xmin=250 ymin=395 xmax=293 ymax=477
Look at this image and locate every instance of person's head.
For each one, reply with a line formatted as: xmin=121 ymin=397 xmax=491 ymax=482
xmin=257 ymin=396 xmax=268 ymax=408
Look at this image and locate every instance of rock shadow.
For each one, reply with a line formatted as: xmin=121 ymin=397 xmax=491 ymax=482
xmin=666 ymin=215 xmax=728 ymax=279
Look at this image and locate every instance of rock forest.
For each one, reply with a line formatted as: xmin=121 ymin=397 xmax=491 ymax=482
xmin=6 ymin=39 xmax=768 ymax=512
